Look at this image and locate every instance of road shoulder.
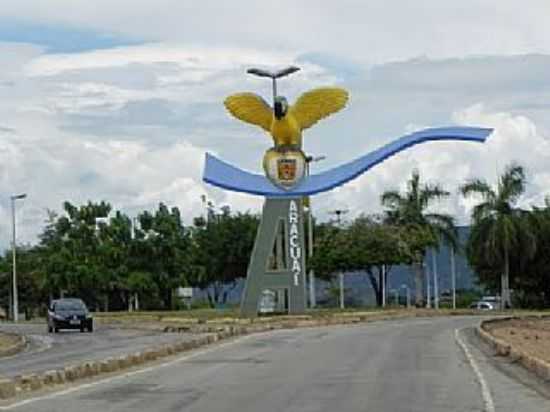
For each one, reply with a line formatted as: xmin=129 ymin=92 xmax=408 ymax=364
xmin=463 ymin=326 xmax=550 ymax=411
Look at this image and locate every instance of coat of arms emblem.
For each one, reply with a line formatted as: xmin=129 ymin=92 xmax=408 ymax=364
xmin=263 ymin=148 xmax=306 ymax=189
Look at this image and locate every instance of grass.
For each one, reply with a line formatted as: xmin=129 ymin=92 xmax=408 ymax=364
xmin=90 ymin=306 xmax=550 ymax=326
xmin=0 ymin=332 xmax=19 ymax=352
xmin=21 ymin=305 xmax=550 ymax=325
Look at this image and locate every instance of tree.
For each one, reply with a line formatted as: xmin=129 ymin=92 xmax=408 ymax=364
xmin=309 ymin=217 xmax=411 ymax=306
xmin=518 ymin=199 xmax=550 ymax=307
xmin=133 ymin=203 xmax=192 ymax=310
xmin=345 ymin=216 xmax=411 ymax=306
xmin=36 ymin=201 xmax=112 ymax=308
xmin=190 ymin=209 xmax=259 ymax=307
xmin=381 ymin=170 xmax=456 ymax=306
xmin=0 ymin=247 xmax=44 ymax=318
xmin=461 ymin=163 xmax=536 ymax=308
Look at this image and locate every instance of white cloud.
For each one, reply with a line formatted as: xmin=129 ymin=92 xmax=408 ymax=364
xmin=3 ymin=1 xmax=550 ymax=63
xmin=2 ymin=37 xmax=550 ymax=251
xmin=313 ymin=104 xmax=550 ymax=225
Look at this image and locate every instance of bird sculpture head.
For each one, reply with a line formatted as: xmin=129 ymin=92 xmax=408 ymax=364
xmin=273 ymin=96 xmax=288 ymax=120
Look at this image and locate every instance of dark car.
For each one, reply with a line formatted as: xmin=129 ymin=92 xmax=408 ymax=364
xmin=47 ymin=298 xmax=94 ymax=333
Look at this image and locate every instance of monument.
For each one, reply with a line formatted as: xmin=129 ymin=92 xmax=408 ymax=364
xmin=203 ymin=66 xmax=492 ymax=317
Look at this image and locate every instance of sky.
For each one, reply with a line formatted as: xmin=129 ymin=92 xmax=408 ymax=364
xmin=1 ymin=0 xmax=550 ymax=249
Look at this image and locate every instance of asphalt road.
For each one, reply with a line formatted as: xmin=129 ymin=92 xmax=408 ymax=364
xmin=2 ymin=317 xmax=549 ymax=412
xmin=0 ymin=323 xmax=199 ymax=378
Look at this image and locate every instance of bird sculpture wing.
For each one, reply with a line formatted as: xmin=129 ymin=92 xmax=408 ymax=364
xmin=224 ymin=93 xmax=273 ymax=132
xmin=290 ymin=87 xmax=349 ymax=130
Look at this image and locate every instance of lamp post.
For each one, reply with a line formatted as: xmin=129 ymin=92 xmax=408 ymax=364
xmin=432 ymin=248 xmax=439 ymax=310
xmin=247 ymin=66 xmax=300 ymax=102
xmin=11 ymin=193 xmax=27 ymax=323
xmin=451 ymin=246 xmax=457 ymax=309
xmin=329 ymin=209 xmax=349 ymax=226
xmin=330 ymin=208 xmax=349 ymax=309
xmin=305 ymin=155 xmax=326 ymax=309
xmin=425 ymin=260 xmax=431 ymax=309
xmin=381 ymin=265 xmax=386 ymax=308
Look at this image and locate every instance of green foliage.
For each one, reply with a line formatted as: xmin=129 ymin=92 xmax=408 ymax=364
xmin=382 ymin=170 xmax=457 ymax=256
xmin=0 ymin=200 xmax=260 ymax=314
xmin=131 ymin=203 xmax=192 ymax=309
xmin=461 ymin=163 xmax=537 ymax=308
xmin=454 ymin=289 xmax=483 ymax=308
xmin=189 ymin=209 xmax=259 ymax=307
xmin=310 ymin=216 xmax=411 ymax=306
xmin=381 ymin=170 xmax=456 ymax=306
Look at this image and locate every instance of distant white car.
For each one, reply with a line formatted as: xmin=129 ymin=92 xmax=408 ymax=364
xmin=469 ymin=301 xmax=496 ymax=310
xmin=258 ymin=290 xmax=277 ymax=314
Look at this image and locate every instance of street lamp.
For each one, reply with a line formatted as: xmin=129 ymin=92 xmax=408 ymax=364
xmin=425 ymin=260 xmax=431 ymax=309
xmin=10 ymin=193 xmax=26 ymax=323
xmin=247 ymin=66 xmax=300 ymax=102
xmin=329 ymin=209 xmax=349 ymax=226
xmin=329 ymin=208 xmax=349 ymax=309
xmin=432 ymin=248 xmax=439 ymax=310
xmin=451 ymin=246 xmax=457 ymax=309
xmin=304 ymin=155 xmax=326 ymax=309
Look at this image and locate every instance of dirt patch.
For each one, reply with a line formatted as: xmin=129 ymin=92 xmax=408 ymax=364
xmin=485 ymin=317 xmax=550 ymax=363
xmin=0 ymin=333 xmax=22 ymax=356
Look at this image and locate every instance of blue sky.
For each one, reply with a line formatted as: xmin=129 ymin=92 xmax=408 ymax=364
xmin=0 ymin=18 xmax=140 ymax=53
xmin=0 ymin=0 xmax=550 ymax=249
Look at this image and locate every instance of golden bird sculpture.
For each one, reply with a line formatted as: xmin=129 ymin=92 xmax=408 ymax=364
xmin=224 ymin=83 xmax=349 ymax=189
xmin=224 ymin=87 xmax=349 ymax=148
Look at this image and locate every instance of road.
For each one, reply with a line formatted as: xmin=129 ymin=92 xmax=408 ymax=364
xmin=0 ymin=323 xmax=200 ymax=378
xmin=2 ymin=317 xmax=549 ymax=411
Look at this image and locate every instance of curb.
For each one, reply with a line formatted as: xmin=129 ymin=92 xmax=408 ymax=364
xmin=0 ymin=312 xmax=540 ymax=401
xmin=0 ymin=334 xmax=26 ymax=359
xmin=476 ymin=316 xmax=550 ymax=382
xmin=0 ymin=329 xmax=247 ymax=401
xmin=0 ymin=315 xmax=381 ymax=400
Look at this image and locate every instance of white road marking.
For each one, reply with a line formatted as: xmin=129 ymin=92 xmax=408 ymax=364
xmin=455 ymin=328 xmax=495 ymax=412
xmin=0 ymin=332 xmax=268 ymax=411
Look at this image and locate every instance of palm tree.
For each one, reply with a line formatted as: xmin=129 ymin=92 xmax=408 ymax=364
xmin=382 ymin=170 xmax=457 ymax=307
xmin=460 ymin=163 xmax=536 ymax=309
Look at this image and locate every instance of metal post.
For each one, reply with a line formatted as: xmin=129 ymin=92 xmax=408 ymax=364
xmin=10 ymin=194 xmax=26 ymax=323
xmin=200 ymin=195 xmax=208 ymax=224
xmin=339 ymin=272 xmax=344 ymax=309
xmin=307 ymin=206 xmax=315 ymax=308
xmin=406 ymin=287 xmax=411 ymax=308
xmin=426 ymin=261 xmax=431 ymax=309
xmin=432 ymin=249 xmax=439 ymax=310
xmin=8 ymin=289 xmax=12 ymax=321
xmin=394 ymin=289 xmax=399 ymax=306
xmin=451 ymin=247 xmax=456 ymax=309
xmin=381 ymin=265 xmax=386 ymax=307
xmin=303 ymin=155 xmax=325 ymax=309
xmin=11 ymin=198 xmax=17 ymax=323
xmin=305 ymin=160 xmax=316 ymax=308
xmin=330 ymin=206 xmax=347 ymax=310
xmin=272 ymin=78 xmax=277 ymax=100
xmin=131 ymin=217 xmax=138 ymax=239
